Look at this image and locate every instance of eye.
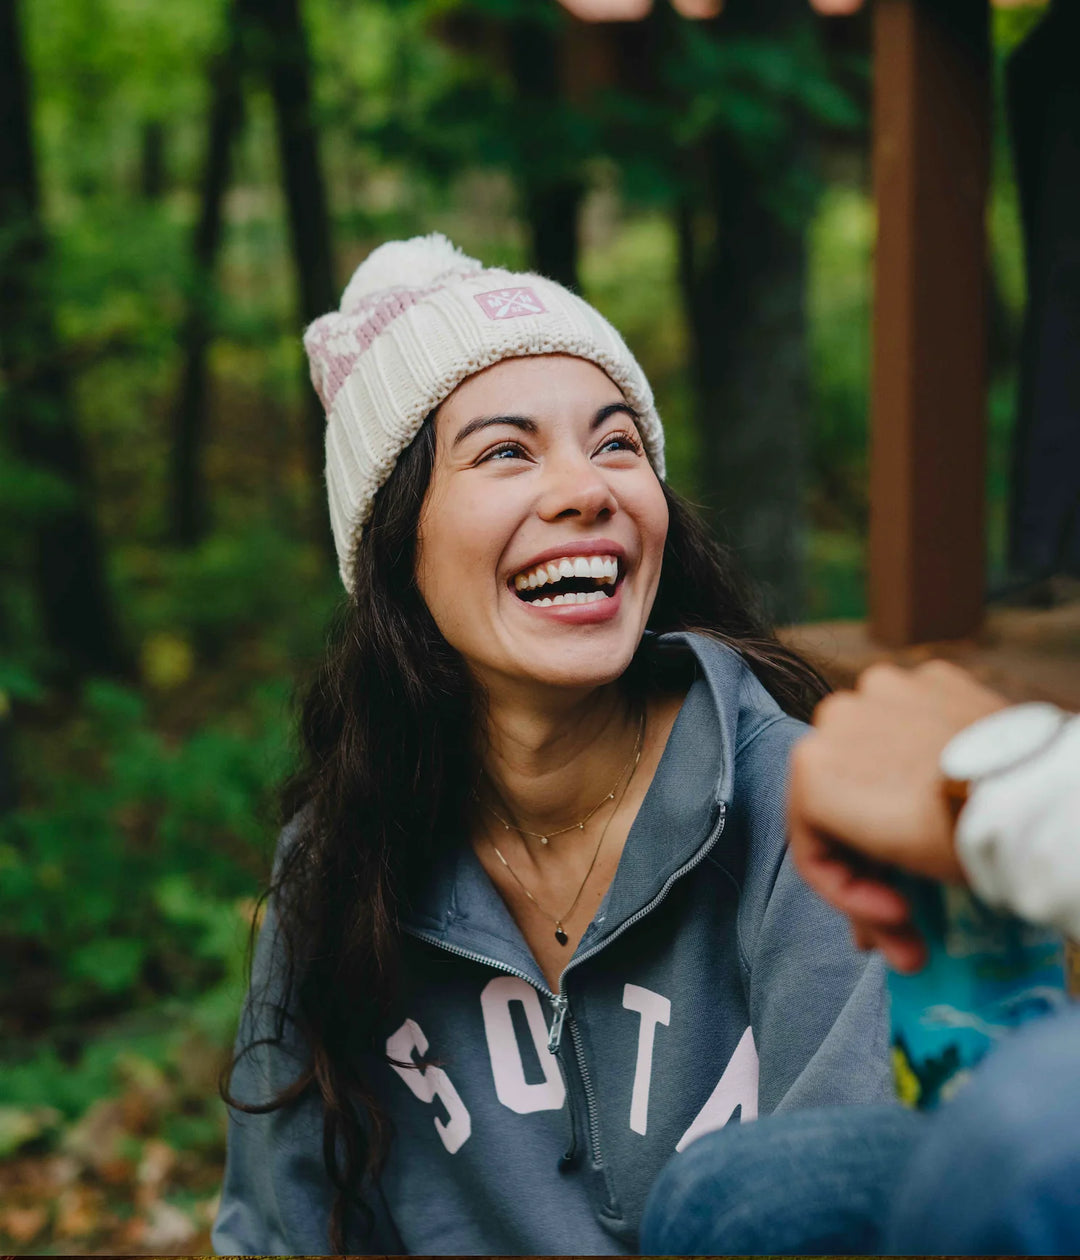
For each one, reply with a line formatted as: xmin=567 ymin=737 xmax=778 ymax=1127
xmin=596 ymin=430 xmax=643 ymax=456
xmin=479 ymin=440 xmax=529 ymax=463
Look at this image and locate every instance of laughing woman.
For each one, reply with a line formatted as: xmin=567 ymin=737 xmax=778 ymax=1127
xmin=213 ymin=236 xmax=892 ymax=1256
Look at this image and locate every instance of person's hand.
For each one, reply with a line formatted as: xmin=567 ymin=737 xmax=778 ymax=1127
xmin=788 ymin=660 xmax=1008 ymax=971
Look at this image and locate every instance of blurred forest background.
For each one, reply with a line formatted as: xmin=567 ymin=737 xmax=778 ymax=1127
xmin=0 ymin=0 xmax=1047 ymax=1251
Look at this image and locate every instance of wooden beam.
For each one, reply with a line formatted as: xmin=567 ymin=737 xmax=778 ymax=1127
xmin=869 ymin=0 xmax=990 ymax=646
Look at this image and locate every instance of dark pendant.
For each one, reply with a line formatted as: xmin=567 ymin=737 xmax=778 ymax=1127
xmin=554 ymin=924 xmax=569 ymax=946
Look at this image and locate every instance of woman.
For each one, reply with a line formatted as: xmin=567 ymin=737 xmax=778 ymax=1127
xmin=213 ymin=234 xmax=893 ymax=1256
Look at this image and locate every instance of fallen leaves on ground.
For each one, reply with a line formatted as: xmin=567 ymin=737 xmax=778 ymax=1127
xmin=0 ymin=1037 xmax=226 ymax=1255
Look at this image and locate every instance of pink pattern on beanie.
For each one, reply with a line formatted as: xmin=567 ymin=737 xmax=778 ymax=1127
xmin=306 ymin=288 xmax=426 ymax=414
xmin=304 ymin=235 xmax=483 ymax=413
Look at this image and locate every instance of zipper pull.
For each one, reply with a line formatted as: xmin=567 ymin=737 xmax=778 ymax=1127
xmin=548 ymin=993 xmax=569 ymax=1053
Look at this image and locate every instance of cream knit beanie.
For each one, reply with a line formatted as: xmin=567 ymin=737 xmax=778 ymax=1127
xmin=303 ymin=233 xmax=665 ymax=590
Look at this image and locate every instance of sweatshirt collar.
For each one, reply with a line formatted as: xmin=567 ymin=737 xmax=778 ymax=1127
xmin=401 ymin=632 xmax=753 ymax=978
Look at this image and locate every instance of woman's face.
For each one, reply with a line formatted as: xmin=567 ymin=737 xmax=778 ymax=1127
xmin=416 ymin=354 xmax=669 ymax=696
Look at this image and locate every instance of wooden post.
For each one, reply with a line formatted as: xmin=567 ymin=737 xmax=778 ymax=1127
xmin=869 ymin=0 xmax=990 ymax=646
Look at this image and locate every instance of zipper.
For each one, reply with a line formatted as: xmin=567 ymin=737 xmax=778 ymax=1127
xmin=545 ymin=802 xmax=729 ymax=1166
xmin=567 ymin=1010 xmax=603 ymax=1165
xmin=402 ymin=799 xmax=728 ymax=1169
xmin=547 ymin=993 xmax=569 ymax=1053
xmin=398 ymin=930 xmax=580 ymax=1158
xmin=398 ymin=932 xmax=556 ymax=1003
xmin=562 ymin=800 xmax=728 ymax=986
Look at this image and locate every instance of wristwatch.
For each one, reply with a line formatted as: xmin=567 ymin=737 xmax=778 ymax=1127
xmin=940 ymin=702 xmax=1071 ymax=811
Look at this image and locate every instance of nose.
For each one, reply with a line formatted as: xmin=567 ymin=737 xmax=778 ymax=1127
xmin=536 ymin=449 xmax=618 ymax=524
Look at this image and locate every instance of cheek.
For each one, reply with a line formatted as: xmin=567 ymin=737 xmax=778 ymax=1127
xmin=415 ymin=484 xmax=504 ymax=630
xmin=634 ymin=478 xmax=670 ymax=568
xmin=415 ymin=488 xmax=455 ymax=623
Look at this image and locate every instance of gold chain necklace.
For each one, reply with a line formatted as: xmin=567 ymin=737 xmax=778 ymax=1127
xmin=490 ymin=710 xmax=645 ymax=946
xmin=476 ymin=709 xmax=643 ymax=846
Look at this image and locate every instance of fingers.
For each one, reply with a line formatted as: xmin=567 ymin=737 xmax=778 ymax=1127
xmin=854 ymin=661 xmax=912 ymax=700
xmin=852 ymin=919 xmax=928 ymax=973
xmin=792 ymin=824 xmax=927 ymax=971
xmin=856 ymin=658 xmax=1008 ymax=726
xmin=808 ymin=688 xmax=865 ymax=734
xmin=808 ymin=849 xmax=911 ymax=926
xmin=789 ymin=664 xmax=1007 ymax=975
xmin=789 ymin=812 xmax=912 ymax=925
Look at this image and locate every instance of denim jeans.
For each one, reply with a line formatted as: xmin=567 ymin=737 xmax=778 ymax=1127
xmin=640 ymin=1005 xmax=1080 ymax=1256
xmin=884 ymin=1002 xmax=1080 ymax=1255
xmin=639 ymin=1103 xmax=920 ymax=1255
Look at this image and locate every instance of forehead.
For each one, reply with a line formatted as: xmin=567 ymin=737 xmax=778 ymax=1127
xmin=437 ymin=354 xmax=623 ymax=422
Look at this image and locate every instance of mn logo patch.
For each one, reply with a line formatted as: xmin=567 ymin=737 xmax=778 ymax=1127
xmin=474 ymin=287 xmax=546 ymax=320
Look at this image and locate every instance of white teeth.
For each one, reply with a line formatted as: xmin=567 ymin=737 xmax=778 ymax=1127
xmin=537 ymin=597 xmax=552 ymax=606
xmin=513 ymin=554 xmax=622 ymax=591
xmin=544 ymin=590 xmax=608 ymax=607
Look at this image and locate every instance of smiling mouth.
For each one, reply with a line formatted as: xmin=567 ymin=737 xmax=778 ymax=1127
xmin=511 ymin=554 xmax=621 ymax=607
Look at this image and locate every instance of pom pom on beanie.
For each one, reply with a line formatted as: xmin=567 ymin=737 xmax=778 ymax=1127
xmin=304 ymin=233 xmax=665 ymax=591
xmin=339 ymin=232 xmax=481 ymax=315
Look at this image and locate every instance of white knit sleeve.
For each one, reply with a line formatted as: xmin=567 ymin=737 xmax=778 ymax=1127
xmin=956 ymin=713 xmax=1080 ymax=939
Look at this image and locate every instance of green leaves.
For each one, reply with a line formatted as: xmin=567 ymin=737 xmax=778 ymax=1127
xmin=0 ymin=666 xmax=289 ymax=1026
xmin=66 ymin=938 xmax=148 ymax=996
xmin=0 ymin=1105 xmax=62 ymax=1159
xmin=601 ymin=19 xmax=864 ymax=218
xmin=669 ymin=29 xmax=863 ymax=149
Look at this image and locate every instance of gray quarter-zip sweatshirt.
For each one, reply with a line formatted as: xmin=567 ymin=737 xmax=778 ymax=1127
xmin=213 ymin=631 xmax=894 ymax=1255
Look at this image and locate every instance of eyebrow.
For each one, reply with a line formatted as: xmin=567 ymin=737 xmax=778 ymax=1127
xmin=451 ymin=401 xmax=640 ymax=450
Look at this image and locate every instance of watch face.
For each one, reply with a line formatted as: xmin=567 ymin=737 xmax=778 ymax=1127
xmin=940 ymin=703 xmax=1066 ymax=783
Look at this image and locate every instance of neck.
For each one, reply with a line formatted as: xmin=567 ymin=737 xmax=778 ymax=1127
xmin=476 ymin=682 xmax=640 ymax=852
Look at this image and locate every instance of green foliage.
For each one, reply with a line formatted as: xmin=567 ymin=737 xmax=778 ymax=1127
xmin=580 ymin=211 xmax=696 ymax=495
xmin=993 ymin=2 xmax=1048 ymax=56
xmin=0 ymin=455 xmax=76 ymax=527
xmin=806 ymin=184 xmax=872 ymax=536
xmin=0 ymin=669 xmax=290 ymax=1026
xmin=24 ymin=0 xmax=226 ymax=199
xmin=668 ymin=28 xmax=863 ymax=151
xmin=599 ymin=15 xmax=863 ymax=221
xmin=805 ymin=530 xmax=866 ymax=622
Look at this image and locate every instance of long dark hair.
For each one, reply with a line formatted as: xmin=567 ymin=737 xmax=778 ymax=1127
xmin=223 ymin=414 xmax=827 ymax=1251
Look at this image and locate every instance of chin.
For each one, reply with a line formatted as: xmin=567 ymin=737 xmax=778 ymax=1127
xmin=514 ymin=636 xmax=640 ymax=692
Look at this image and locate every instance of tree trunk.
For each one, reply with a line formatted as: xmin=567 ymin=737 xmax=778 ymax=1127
xmin=247 ymin=0 xmax=337 ymax=555
xmin=0 ymin=696 xmax=16 ymax=812
xmin=508 ymin=9 xmax=583 ymax=290
xmin=168 ymin=7 xmax=245 ymax=547
xmin=1006 ymin=0 xmax=1080 ymax=582
xmin=521 ymin=178 xmax=585 ymax=292
xmin=139 ymin=119 xmax=168 ymax=201
xmin=0 ymin=0 xmax=126 ymax=679
xmin=676 ymin=0 xmax=812 ymax=623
